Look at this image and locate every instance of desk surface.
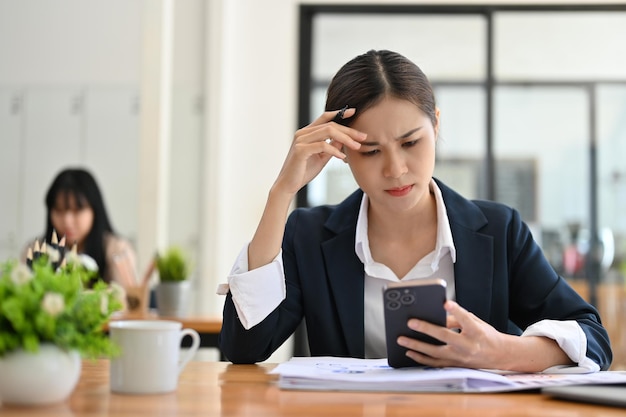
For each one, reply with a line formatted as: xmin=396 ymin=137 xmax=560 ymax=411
xmin=1 ymin=360 xmax=623 ymax=416
xmin=108 ymin=312 xmax=222 ymax=334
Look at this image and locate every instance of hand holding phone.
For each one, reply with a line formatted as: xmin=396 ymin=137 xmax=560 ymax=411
xmin=383 ymin=278 xmax=447 ymax=368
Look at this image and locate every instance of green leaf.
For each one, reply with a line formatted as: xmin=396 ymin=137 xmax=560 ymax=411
xmin=156 ymin=246 xmax=191 ymax=282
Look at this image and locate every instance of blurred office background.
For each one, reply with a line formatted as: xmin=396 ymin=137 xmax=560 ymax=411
xmin=1 ymin=0 xmax=625 ymax=366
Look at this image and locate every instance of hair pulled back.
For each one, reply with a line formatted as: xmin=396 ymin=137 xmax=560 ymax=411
xmin=326 ymin=50 xmax=437 ymax=127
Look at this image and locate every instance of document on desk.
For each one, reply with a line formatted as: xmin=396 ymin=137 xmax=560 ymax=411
xmin=270 ymin=357 xmax=626 ymax=393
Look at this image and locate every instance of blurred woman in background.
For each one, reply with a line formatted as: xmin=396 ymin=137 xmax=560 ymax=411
xmin=28 ymin=167 xmax=136 ymax=286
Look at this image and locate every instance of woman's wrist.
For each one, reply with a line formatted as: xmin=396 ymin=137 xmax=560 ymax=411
xmin=501 ymin=335 xmax=572 ymax=372
xmin=268 ymin=181 xmax=298 ymax=203
xmin=248 ymin=186 xmax=295 ymax=270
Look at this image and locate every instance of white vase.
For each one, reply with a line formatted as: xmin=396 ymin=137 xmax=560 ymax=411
xmin=0 ymin=344 xmax=81 ymax=406
xmin=155 ymin=281 xmax=191 ymax=317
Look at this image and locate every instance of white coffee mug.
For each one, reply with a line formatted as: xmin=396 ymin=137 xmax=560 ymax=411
xmin=109 ymin=320 xmax=200 ymax=394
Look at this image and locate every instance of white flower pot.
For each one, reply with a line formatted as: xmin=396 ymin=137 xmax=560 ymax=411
xmin=0 ymin=344 xmax=81 ymax=406
xmin=155 ymin=281 xmax=191 ymax=317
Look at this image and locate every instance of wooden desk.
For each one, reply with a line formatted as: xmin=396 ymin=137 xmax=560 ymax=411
xmin=107 ymin=312 xmax=222 ymax=350
xmin=1 ymin=360 xmax=623 ymax=416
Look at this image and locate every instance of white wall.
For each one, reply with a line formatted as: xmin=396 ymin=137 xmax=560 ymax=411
xmin=0 ymin=0 xmax=143 ymax=262
xmin=0 ymin=0 xmax=203 ymax=270
xmin=198 ymin=0 xmax=298 ymax=316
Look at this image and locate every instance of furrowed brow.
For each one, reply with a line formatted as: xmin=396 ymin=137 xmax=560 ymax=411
xmin=396 ymin=127 xmax=422 ymax=140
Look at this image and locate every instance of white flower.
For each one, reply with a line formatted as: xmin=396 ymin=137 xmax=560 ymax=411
xmin=41 ymin=292 xmax=65 ymax=316
xmin=47 ymin=247 xmax=61 ymax=264
xmin=100 ymin=293 xmax=109 ymax=315
xmin=64 ymin=251 xmax=80 ymax=266
xmin=79 ymin=254 xmax=99 ymax=271
xmin=108 ymin=282 xmax=127 ymax=306
xmin=10 ymin=264 xmax=33 ymax=285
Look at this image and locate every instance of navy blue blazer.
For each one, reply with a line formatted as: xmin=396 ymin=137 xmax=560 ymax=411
xmin=220 ymin=179 xmax=612 ymax=369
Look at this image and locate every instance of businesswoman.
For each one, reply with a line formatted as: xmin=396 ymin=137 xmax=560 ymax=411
xmin=219 ymin=50 xmax=612 ymax=372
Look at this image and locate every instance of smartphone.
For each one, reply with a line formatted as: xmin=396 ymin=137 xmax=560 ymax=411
xmin=383 ymin=278 xmax=447 ymax=368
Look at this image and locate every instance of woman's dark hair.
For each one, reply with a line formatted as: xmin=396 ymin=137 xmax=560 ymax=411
xmin=326 ymin=50 xmax=437 ymax=127
xmin=44 ymin=168 xmax=115 ymax=281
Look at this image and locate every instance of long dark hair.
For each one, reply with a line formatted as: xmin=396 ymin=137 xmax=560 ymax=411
xmin=44 ymin=168 xmax=115 ymax=280
xmin=326 ymin=49 xmax=437 ymax=127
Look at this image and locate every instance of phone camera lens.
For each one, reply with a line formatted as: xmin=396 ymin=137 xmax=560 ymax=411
xmin=400 ymin=294 xmax=415 ymax=305
xmin=386 ymin=290 xmax=401 ymax=300
xmin=387 ymin=300 xmax=401 ymax=310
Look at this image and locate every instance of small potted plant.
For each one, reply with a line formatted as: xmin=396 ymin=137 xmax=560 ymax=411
xmin=154 ymin=245 xmax=192 ymax=317
xmin=0 ymin=255 xmax=124 ymax=406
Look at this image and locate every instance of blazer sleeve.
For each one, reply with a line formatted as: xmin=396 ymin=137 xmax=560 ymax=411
xmin=503 ymin=208 xmax=612 ymax=370
xmin=219 ymin=210 xmax=306 ymax=364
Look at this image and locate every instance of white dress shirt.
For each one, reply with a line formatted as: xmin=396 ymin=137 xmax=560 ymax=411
xmin=218 ymin=179 xmax=598 ymax=372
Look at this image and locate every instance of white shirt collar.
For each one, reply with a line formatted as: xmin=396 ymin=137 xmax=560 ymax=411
xmin=354 ymin=179 xmax=456 ymax=279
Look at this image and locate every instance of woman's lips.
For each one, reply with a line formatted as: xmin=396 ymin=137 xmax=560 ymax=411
xmin=386 ymin=185 xmax=413 ymax=197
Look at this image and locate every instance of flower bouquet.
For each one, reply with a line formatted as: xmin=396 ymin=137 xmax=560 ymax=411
xmin=0 ymin=238 xmax=125 ymax=406
xmin=0 ymin=258 xmax=124 ymax=358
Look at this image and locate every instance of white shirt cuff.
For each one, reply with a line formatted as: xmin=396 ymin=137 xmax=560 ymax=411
xmin=522 ymin=319 xmax=599 ymax=373
xmin=215 ymin=244 xmax=286 ymax=330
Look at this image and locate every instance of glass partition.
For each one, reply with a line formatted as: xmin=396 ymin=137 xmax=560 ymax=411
xmin=597 ymin=85 xmax=626 ymax=281
xmin=494 ymin=12 xmax=626 ymax=81
xmin=493 ymin=86 xmax=589 ymax=272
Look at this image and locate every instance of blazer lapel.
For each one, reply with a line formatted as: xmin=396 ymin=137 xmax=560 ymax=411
xmin=450 ymin=224 xmax=494 ymax=321
xmin=321 ymin=190 xmax=365 ymax=358
xmin=322 ymin=233 xmax=365 ymax=357
xmin=437 ymin=179 xmax=494 ymax=322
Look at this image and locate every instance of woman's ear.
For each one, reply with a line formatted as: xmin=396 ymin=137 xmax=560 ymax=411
xmin=434 ymin=107 xmax=441 ymax=140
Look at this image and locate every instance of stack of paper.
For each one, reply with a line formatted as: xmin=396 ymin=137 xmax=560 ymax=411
xmin=270 ymin=357 xmax=626 ymax=393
